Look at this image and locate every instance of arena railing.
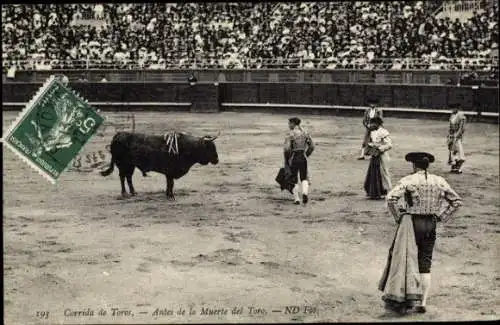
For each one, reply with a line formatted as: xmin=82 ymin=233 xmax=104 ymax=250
xmin=4 ymin=69 xmax=497 ymax=86
xmin=3 ymin=59 xmax=497 ymax=85
xmin=3 ymin=57 xmax=498 ymax=71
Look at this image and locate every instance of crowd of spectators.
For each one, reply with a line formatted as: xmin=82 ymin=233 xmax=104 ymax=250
xmin=2 ymin=2 xmax=498 ymax=71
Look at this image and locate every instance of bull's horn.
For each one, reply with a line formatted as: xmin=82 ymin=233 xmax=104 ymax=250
xmin=203 ymin=130 xmax=221 ymax=141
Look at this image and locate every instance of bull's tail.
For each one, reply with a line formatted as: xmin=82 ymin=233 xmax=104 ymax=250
xmin=101 ymin=133 xmax=121 ymax=177
xmin=100 ymin=157 xmax=115 ymax=176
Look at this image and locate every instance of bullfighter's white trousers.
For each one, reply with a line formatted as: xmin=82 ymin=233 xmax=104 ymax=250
xmin=451 ymin=138 xmax=465 ymax=162
xmin=380 ymin=153 xmax=392 ymax=191
xmin=293 ymin=180 xmax=310 ymax=202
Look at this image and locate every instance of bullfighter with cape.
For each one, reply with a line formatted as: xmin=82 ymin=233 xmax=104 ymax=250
xmin=276 ymin=117 xmax=315 ymax=205
xmin=380 ymin=152 xmax=463 ymax=314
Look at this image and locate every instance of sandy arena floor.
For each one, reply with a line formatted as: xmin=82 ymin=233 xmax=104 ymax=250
xmin=3 ymin=111 xmax=499 ymax=324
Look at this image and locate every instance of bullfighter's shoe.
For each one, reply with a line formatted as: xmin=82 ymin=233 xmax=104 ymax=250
xmin=302 ymin=194 xmax=308 ymax=204
xmin=294 ymin=200 xmax=301 ymax=205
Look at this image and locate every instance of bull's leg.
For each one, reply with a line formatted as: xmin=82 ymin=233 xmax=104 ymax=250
xmin=117 ymin=163 xmax=132 ymax=197
xmin=126 ymin=169 xmax=136 ymax=196
xmin=166 ymin=176 xmax=175 ymax=200
xmin=119 ymin=171 xmax=127 ymax=197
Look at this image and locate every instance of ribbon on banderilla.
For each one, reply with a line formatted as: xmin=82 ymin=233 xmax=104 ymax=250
xmin=164 ymin=132 xmax=179 ymax=155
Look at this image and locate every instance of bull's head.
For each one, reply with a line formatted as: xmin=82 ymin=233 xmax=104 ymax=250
xmin=199 ymin=131 xmax=220 ymax=165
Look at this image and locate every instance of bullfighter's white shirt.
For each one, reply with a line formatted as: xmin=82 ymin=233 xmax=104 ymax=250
xmin=370 ymin=127 xmax=392 ymax=157
xmin=368 ymin=108 xmax=377 ymax=118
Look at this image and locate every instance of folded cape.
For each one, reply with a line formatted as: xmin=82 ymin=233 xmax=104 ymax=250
xmin=275 ymin=167 xmax=294 ymax=194
xmin=378 ymin=214 xmax=423 ymax=307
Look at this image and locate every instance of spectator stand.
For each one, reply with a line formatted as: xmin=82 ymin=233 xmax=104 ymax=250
xmin=2 ymin=2 xmax=498 ymax=72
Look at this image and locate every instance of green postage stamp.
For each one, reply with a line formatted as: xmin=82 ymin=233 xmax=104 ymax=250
xmin=2 ymin=76 xmax=104 ymax=184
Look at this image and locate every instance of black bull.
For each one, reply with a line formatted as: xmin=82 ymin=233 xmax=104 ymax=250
xmin=100 ymin=131 xmax=219 ymax=199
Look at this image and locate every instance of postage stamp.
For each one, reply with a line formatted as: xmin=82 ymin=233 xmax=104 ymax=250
xmin=2 ymin=76 xmax=104 ymax=184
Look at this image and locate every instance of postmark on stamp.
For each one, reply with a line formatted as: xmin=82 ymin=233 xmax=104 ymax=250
xmin=2 ymin=76 xmax=104 ymax=184
xmin=69 ymin=113 xmax=135 ymax=172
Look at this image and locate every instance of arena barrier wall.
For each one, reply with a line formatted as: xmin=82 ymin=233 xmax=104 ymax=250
xmin=2 ymin=82 xmax=498 ymax=121
xmin=1 ymin=82 xmax=219 ymax=113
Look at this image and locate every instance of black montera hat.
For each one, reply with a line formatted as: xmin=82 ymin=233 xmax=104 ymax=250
xmin=289 ymin=117 xmax=301 ymax=125
xmin=369 ymin=117 xmax=383 ymax=125
xmin=449 ymin=103 xmax=461 ymax=109
xmin=405 ymin=152 xmax=435 ymax=164
xmin=367 ymin=98 xmax=379 ymax=105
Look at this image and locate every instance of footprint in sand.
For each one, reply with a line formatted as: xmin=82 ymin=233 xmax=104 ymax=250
xmin=260 ymin=261 xmax=280 ymax=269
xmin=37 ymin=240 xmax=58 ymax=246
xmin=35 ymin=261 xmax=51 ymax=268
xmin=303 ymin=219 xmax=329 ymax=224
xmin=448 ymin=225 xmax=468 ymax=229
xmin=441 ymin=231 xmax=458 ymax=238
xmin=192 ymin=249 xmax=245 ymax=266
xmin=122 ymin=223 xmax=142 ymax=228
xmin=170 ymin=260 xmax=197 ymax=267
xmin=224 ymin=232 xmax=240 ymax=243
xmin=143 ymin=256 xmax=162 ymax=264
xmin=294 ymin=271 xmax=317 ymax=278
xmin=137 ymin=263 xmax=152 ymax=273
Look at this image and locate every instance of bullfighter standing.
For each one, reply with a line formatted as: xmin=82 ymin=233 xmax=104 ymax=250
xmin=447 ymin=103 xmax=467 ymax=174
xmin=359 ymin=98 xmax=383 ymax=160
xmin=284 ymin=117 xmax=315 ymax=205
xmin=380 ymin=152 xmax=462 ymax=314
xmin=365 ymin=117 xmax=393 ymax=194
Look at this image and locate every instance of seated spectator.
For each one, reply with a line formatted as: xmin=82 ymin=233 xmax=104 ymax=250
xmin=94 ymin=4 xmax=104 ymax=20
